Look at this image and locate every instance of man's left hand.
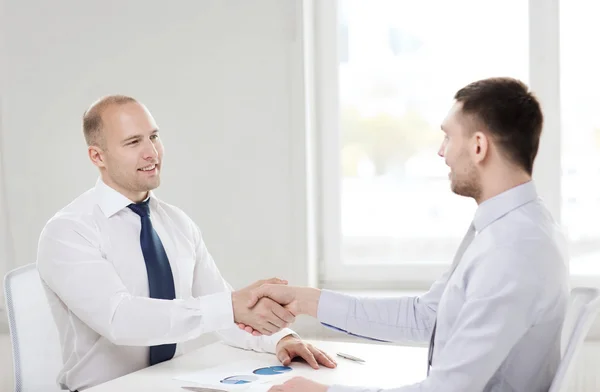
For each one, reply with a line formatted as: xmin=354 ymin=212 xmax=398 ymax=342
xmin=276 ymin=335 xmax=337 ymax=370
xmin=268 ymin=376 xmax=329 ymax=392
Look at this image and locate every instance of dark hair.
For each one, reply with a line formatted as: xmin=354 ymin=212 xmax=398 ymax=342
xmin=454 ymin=77 xmax=543 ymax=175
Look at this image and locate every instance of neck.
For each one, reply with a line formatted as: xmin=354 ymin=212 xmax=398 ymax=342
xmin=100 ymin=173 xmax=148 ymax=203
xmin=475 ymin=166 xmax=531 ymax=205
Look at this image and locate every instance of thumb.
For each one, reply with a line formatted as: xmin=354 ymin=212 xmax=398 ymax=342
xmin=264 ymin=277 xmax=288 ymax=285
xmin=247 ymin=287 xmax=266 ymax=307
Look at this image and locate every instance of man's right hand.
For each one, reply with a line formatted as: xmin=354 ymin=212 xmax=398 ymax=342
xmin=232 ymin=278 xmax=296 ymax=336
xmin=248 ymin=285 xmax=321 ymax=318
xmin=238 ymin=285 xmax=321 ymax=336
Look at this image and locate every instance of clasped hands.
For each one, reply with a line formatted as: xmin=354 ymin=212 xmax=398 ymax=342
xmin=232 ymin=279 xmax=332 ymax=392
xmin=232 ymin=278 xmax=320 ymax=337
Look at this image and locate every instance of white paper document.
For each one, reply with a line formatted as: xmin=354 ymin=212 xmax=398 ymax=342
xmin=174 ymin=359 xmax=296 ymax=391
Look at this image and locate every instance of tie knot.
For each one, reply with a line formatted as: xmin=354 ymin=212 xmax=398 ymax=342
xmin=128 ymin=199 xmax=151 ymax=218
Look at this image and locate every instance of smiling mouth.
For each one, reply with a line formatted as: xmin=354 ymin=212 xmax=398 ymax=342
xmin=138 ymin=163 xmax=158 ymax=172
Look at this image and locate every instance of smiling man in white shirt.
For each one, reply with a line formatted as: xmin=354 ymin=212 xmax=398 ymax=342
xmin=36 ymin=95 xmax=336 ymax=391
xmin=243 ymin=77 xmax=569 ymax=392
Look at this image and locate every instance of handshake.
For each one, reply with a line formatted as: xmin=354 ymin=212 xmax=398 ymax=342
xmin=231 ymin=278 xmax=321 ymax=336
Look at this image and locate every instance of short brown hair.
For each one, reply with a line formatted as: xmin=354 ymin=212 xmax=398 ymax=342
xmin=82 ymin=95 xmax=137 ymax=147
xmin=454 ymin=77 xmax=543 ymax=175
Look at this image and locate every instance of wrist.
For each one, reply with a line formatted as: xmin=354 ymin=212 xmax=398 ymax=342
xmin=278 ymin=333 xmax=296 ymax=344
xmin=231 ymin=291 xmax=242 ymax=321
xmin=297 ymin=287 xmax=321 ymax=317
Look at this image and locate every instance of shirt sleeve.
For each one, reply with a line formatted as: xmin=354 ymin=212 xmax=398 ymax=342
xmin=323 ymin=247 xmax=545 ymax=392
xmin=316 ymin=264 xmax=456 ymax=343
xmin=36 ymin=216 xmax=235 ymax=346
xmin=190 ymin=222 xmax=297 ymax=353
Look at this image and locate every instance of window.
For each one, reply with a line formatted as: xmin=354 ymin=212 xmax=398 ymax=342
xmin=560 ymin=0 xmax=600 ymax=277
xmin=318 ymin=0 xmax=590 ymax=288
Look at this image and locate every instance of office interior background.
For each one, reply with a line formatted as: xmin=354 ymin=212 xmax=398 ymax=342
xmin=1 ymin=0 xmax=599 ymax=390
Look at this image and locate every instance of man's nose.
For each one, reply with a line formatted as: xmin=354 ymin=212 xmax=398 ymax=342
xmin=142 ymin=141 xmax=158 ymax=160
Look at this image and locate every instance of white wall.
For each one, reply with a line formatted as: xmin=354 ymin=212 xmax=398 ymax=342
xmin=0 ymin=0 xmax=317 ymax=294
xmin=0 ymin=0 xmax=12 ymax=316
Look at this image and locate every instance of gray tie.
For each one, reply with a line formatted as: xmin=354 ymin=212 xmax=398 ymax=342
xmin=427 ymin=222 xmax=476 ymax=375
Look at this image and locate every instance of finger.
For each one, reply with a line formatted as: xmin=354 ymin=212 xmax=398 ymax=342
xmin=268 ymin=320 xmax=286 ymax=333
xmin=252 ymin=330 xmax=262 ymax=336
xmin=270 ymin=302 xmax=296 ymax=323
xmin=277 ymin=349 xmax=292 ymax=366
xmin=247 ymin=287 xmax=268 ymax=307
xmin=264 ymin=277 xmax=288 ymax=285
xmin=309 ymin=345 xmax=337 ymax=368
xmin=264 ymin=313 xmax=285 ymax=329
xmin=296 ymin=345 xmax=319 ymax=369
xmin=319 ymin=349 xmax=338 ymax=367
xmin=258 ymin=323 xmax=276 ymax=336
xmin=257 ymin=299 xmax=292 ymax=328
xmin=244 ymin=326 xmax=255 ymax=334
xmin=237 ymin=323 xmax=247 ymax=329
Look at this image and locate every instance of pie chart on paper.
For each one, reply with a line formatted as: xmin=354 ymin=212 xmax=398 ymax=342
xmin=252 ymin=366 xmax=293 ymax=375
xmin=220 ymin=375 xmax=259 ymax=384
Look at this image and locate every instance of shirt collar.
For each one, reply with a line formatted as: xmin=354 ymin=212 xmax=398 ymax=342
xmin=473 ymin=180 xmax=539 ymax=233
xmin=94 ymin=177 xmax=157 ymax=218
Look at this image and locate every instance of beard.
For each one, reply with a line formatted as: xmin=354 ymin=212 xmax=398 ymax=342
xmin=450 ymin=161 xmax=481 ymax=200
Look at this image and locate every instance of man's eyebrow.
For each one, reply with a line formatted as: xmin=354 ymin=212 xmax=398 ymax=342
xmin=122 ymin=135 xmax=142 ymax=143
xmin=122 ymin=130 xmax=159 ymax=143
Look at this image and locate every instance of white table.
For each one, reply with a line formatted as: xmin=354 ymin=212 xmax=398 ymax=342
xmin=85 ymin=340 xmax=427 ymax=391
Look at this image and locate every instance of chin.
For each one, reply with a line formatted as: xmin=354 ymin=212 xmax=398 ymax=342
xmin=141 ymin=178 xmax=160 ymax=191
xmin=450 ymin=182 xmax=468 ymax=198
xmin=148 ymin=180 xmax=161 ymax=190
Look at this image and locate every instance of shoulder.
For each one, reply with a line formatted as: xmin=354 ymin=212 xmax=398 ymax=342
xmin=39 ymin=187 xmax=100 ymax=242
xmin=465 ymin=216 xmax=568 ymax=302
xmin=475 ymin=200 xmax=567 ymax=271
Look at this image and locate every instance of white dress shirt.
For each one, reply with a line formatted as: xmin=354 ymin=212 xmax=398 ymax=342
xmin=318 ymin=181 xmax=569 ymax=392
xmin=36 ymin=178 xmax=294 ymax=391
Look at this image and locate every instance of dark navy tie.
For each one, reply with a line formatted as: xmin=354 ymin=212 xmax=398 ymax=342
xmin=128 ymin=199 xmax=177 ymax=366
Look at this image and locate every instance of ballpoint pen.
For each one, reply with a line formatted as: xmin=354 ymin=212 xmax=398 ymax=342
xmin=336 ymin=352 xmax=366 ymax=363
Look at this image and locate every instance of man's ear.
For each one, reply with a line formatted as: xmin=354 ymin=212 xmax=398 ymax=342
xmin=472 ymin=131 xmax=489 ymax=164
xmin=88 ymin=145 xmax=106 ymax=168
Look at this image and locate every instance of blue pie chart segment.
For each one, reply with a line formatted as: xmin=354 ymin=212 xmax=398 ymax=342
xmin=253 ymin=366 xmax=293 ymax=375
xmin=220 ymin=375 xmax=259 ymax=384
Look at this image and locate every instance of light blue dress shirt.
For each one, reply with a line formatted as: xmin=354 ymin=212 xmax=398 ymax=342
xmin=318 ymin=181 xmax=569 ymax=392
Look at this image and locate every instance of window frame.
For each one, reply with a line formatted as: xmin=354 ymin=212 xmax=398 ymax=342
xmin=316 ymin=0 xmax=576 ymax=289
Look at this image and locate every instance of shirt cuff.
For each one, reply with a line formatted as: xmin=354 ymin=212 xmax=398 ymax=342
xmin=317 ymin=289 xmax=353 ymax=331
xmin=186 ymin=291 xmax=234 ymax=332
xmin=263 ymin=328 xmax=298 ymax=353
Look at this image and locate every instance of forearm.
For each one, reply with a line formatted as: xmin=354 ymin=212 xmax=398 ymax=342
xmin=316 ymin=290 xmax=435 ymax=343
xmin=104 ymin=291 xmax=235 ymax=345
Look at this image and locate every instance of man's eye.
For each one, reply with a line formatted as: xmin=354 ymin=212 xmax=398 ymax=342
xmin=129 ymin=140 xmax=139 ymax=145
xmin=150 ymin=134 xmax=158 ymax=140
